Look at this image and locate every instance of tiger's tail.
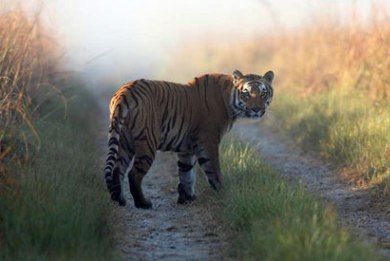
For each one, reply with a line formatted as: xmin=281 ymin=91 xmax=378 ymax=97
xmin=104 ymin=100 xmax=132 ymax=206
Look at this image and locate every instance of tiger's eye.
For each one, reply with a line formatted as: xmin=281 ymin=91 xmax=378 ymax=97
xmin=242 ymin=90 xmax=250 ymax=98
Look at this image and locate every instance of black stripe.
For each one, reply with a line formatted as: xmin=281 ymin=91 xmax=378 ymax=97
xmin=145 ymin=137 xmax=156 ymax=155
xmin=128 ymin=89 xmax=139 ymax=107
xmin=133 ymin=84 xmax=149 ymax=102
xmin=122 ymin=133 xmax=134 ymax=155
xmin=205 ymin=170 xmax=214 ymax=175
xmin=170 ymin=112 xmax=186 ymax=149
xmin=136 ymin=155 xmax=154 ymax=166
xmin=106 ymin=155 xmax=116 ymax=162
xmin=204 ymin=74 xmax=210 ymax=113
xmin=118 ymin=156 xmax=130 ymax=166
xmin=138 ymin=80 xmax=154 ymax=106
xmin=216 ymin=74 xmax=224 ymax=85
xmin=105 ymin=162 xmax=114 ymax=169
xmin=135 ymin=166 xmax=147 ymax=175
xmin=165 ymin=135 xmax=177 ymax=151
xmin=108 ymin=147 xmax=118 ymax=154
xmin=174 ymin=137 xmax=185 ymax=152
xmin=108 ymin=137 xmax=119 ymax=146
xmin=177 ymin=161 xmax=194 ymax=172
xmin=158 ymin=82 xmax=166 ymax=105
xmin=134 ymin=126 xmax=147 ymax=140
xmin=198 ymin=157 xmax=210 ymax=165
xmin=121 ymin=93 xmax=129 ymax=108
xmin=140 ymin=79 xmax=152 ymax=89
xmin=161 ymin=102 xmax=169 ymax=126
xmin=129 ymin=109 xmax=140 ymax=130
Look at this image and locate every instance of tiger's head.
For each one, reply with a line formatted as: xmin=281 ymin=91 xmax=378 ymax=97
xmin=231 ymin=69 xmax=274 ymax=119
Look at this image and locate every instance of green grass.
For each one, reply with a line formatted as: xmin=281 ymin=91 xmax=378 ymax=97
xmin=218 ymin=135 xmax=382 ymax=260
xmin=0 ymin=86 xmax=116 ymax=260
xmin=270 ymin=90 xmax=390 ymax=193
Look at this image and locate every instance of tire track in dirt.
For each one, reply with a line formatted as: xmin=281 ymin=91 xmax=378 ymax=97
xmin=233 ymin=119 xmax=390 ymax=258
xmin=96 ymin=92 xmax=225 ymax=261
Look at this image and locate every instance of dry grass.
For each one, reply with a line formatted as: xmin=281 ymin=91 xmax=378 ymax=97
xmin=0 ymin=5 xmax=60 ymax=168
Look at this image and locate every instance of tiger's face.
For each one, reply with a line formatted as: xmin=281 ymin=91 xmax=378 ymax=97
xmin=231 ymin=70 xmax=274 ymax=119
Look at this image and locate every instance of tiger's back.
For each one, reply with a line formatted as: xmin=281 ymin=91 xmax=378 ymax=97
xmin=105 ymin=70 xmax=274 ymax=208
xmin=110 ymin=76 xmax=233 ymax=153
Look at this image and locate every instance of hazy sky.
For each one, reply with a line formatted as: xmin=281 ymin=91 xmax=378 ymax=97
xmin=17 ymin=0 xmax=386 ymax=86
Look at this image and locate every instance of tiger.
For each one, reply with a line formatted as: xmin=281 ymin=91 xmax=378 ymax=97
xmin=104 ymin=70 xmax=274 ymax=209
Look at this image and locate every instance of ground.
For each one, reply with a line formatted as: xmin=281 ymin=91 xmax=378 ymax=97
xmin=112 ymin=151 xmax=225 ymax=260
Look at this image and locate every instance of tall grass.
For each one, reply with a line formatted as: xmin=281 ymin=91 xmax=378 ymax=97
xmin=0 ymin=6 xmax=59 ymax=169
xmin=0 ymin=6 xmax=117 ymax=259
xmin=217 ymin=136 xmax=381 ymax=260
xmin=0 ymin=87 xmax=116 ymax=260
xmin=166 ymin=2 xmax=390 ymax=195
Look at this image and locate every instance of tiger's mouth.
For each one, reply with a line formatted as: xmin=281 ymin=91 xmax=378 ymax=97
xmin=244 ymin=110 xmax=265 ymax=119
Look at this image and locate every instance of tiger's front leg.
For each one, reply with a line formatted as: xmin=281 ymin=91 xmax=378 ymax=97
xmin=177 ymin=152 xmax=197 ymax=204
xmin=196 ymin=142 xmax=222 ymax=190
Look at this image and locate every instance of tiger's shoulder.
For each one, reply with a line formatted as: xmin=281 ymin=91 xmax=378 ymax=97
xmin=187 ymin=73 xmax=232 ymax=87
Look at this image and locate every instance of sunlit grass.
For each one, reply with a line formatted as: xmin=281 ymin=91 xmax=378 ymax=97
xmin=0 ymin=5 xmax=60 ymax=167
xmin=217 ymin=135 xmax=382 ymax=260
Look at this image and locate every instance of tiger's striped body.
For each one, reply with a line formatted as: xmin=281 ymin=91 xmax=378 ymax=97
xmin=104 ymin=70 xmax=274 ymax=208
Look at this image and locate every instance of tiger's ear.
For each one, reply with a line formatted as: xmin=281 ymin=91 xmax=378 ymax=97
xmin=263 ymin=71 xmax=274 ymax=83
xmin=232 ymin=70 xmax=244 ymax=83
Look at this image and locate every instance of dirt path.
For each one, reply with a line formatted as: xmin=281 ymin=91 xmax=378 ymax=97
xmin=96 ymin=93 xmax=225 ymax=261
xmin=233 ymin=119 xmax=390 ymax=258
xmin=111 ymin=152 xmax=224 ymax=260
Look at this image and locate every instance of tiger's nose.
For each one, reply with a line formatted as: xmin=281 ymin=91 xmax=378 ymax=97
xmin=252 ymin=106 xmax=262 ymax=113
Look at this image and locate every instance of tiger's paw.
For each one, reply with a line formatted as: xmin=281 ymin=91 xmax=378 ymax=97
xmin=111 ymin=193 xmax=127 ymax=207
xmin=134 ymin=198 xmax=152 ymax=209
xmin=177 ymin=194 xmax=196 ymax=204
xmin=117 ymin=198 xmax=127 ymax=206
xmin=177 ymin=183 xmax=196 ymax=204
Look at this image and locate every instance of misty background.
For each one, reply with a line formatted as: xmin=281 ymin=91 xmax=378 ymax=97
xmin=15 ymin=0 xmax=388 ymax=88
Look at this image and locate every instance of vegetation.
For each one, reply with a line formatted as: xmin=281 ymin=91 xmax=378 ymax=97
xmin=0 ymin=7 xmax=116 ymax=260
xmin=217 ymin=135 xmax=381 ymax=260
xmin=166 ymin=3 xmax=390 ymax=196
xmin=0 ymin=6 xmax=59 ymax=166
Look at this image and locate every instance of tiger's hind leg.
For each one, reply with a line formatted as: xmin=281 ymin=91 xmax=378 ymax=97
xmin=109 ymin=134 xmax=134 ymax=207
xmin=177 ymin=152 xmax=197 ymax=204
xmin=128 ymin=141 xmax=156 ymax=209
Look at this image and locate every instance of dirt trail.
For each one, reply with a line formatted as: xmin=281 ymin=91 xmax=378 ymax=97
xmin=96 ymin=93 xmax=225 ymax=261
xmin=233 ymin=120 xmax=390 ymax=258
xmin=111 ymin=152 xmax=224 ymax=260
